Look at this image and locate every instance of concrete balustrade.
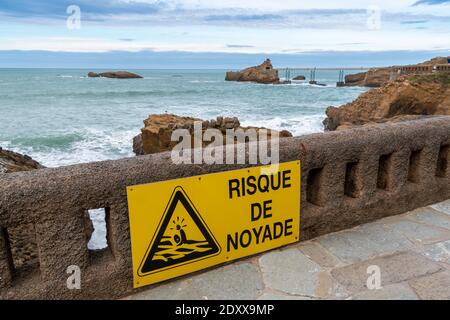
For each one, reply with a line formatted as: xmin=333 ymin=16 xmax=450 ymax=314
xmin=397 ymin=64 xmax=450 ymax=74
xmin=0 ymin=117 xmax=449 ymax=299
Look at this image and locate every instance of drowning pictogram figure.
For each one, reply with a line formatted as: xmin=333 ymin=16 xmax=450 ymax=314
xmin=171 ymin=217 xmax=188 ymax=246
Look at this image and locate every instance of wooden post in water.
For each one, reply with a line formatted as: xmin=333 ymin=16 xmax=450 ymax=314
xmin=309 ymin=68 xmax=317 ymax=85
xmin=337 ymin=70 xmax=345 ymax=87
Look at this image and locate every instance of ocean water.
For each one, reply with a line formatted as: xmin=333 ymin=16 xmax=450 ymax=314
xmin=0 ymin=69 xmax=367 ymax=168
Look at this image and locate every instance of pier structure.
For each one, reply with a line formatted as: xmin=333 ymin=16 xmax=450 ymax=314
xmin=277 ymin=67 xmax=368 ymax=86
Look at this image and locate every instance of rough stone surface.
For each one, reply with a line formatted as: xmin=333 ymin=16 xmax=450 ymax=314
xmin=331 ymin=252 xmax=442 ymax=294
xmin=409 ymin=271 xmax=450 ymax=299
xmin=259 ymin=248 xmax=330 ymax=298
xmin=350 ymin=283 xmax=419 ymax=300
xmin=225 ymin=59 xmax=279 ymax=84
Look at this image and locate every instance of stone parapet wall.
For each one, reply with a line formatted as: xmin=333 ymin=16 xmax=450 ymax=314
xmin=397 ymin=64 xmax=450 ymax=74
xmin=1 ymin=117 xmax=449 ymax=299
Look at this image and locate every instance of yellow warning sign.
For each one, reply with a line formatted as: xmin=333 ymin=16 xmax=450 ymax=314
xmin=127 ymin=161 xmax=300 ymax=288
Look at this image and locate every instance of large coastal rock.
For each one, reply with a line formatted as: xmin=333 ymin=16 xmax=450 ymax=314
xmin=344 ymin=68 xmax=393 ymax=88
xmin=293 ymin=75 xmax=306 ymax=81
xmin=88 ymin=71 xmax=143 ymax=79
xmin=133 ymin=114 xmax=293 ymax=155
xmin=0 ymin=147 xmax=44 ymax=173
xmin=324 ymin=73 xmax=450 ymax=131
xmin=225 ymin=59 xmax=280 ymax=84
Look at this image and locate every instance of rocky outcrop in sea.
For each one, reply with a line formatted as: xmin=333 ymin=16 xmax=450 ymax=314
xmin=133 ymin=114 xmax=293 ymax=155
xmin=88 ymin=71 xmax=143 ymax=79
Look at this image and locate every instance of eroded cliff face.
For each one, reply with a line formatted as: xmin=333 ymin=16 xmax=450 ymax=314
xmin=344 ymin=68 xmax=393 ymax=88
xmin=343 ymin=56 xmax=450 ymax=88
xmin=324 ymin=73 xmax=450 ymax=131
xmin=225 ymin=59 xmax=280 ymax=84
xmin=133 ymin=114 xmax=293 ymax=155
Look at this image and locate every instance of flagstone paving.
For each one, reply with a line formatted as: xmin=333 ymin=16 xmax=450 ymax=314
xmin=125 ymin=200 xmax=450 ymax=300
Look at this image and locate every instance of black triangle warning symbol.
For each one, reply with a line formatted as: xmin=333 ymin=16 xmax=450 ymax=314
xmin=138 ymin=186 xmax=221 ymax=276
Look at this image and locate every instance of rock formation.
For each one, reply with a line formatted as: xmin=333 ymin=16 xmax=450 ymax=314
xmin=343 ymin=68 xmax=393 ymax=87
xmin=88 ymin=71 xmax=143 ymax=79
xmin=324 ymin=72 xmax=450 ymax=131
xmin=225 ymin=59 xmax=280 ymax=84
xmin=133 ymin=114 xmax=293 ymax=155
xmin=293 ymin=75 xmax=306 ymax=81
xmin=0 ymin=147 xmax=44 ymax=173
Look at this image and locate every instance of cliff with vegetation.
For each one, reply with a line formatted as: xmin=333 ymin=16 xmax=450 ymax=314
xmin=324 ymin=72 xmax=450 ymax=131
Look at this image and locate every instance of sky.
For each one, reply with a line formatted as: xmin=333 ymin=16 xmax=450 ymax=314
xmin=0 ymin=0 xmax=449 ymax=68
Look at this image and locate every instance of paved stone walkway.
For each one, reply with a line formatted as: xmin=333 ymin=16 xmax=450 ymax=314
xmin=125 ymin=200 xmax=450 ymax=300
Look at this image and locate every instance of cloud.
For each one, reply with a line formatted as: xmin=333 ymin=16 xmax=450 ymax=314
xmin=226 ymin=44 xmax=255 ymax=48
xmin=1 ymin=1 xmax=449 ymax=54
xmin=401 ymin=20 xmax=429 ymax=24
xmin=204 ymin=14 xmax=284 ymax=22
xmin=0 ymin=0 xmax=166 ymax=18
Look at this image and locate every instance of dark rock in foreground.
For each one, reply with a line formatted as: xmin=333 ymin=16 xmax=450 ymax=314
xmin=293 ymin=75 xmax=306 ymax=80
xmin=88 ymin=71 xmax=143 ymax=79
xmin=0 ymin=147 xmax=44 ymax=173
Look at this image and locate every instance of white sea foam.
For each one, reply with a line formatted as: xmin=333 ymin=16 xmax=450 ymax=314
xmin=189 ymin=80 xmax=220 ymax=83
xmin=240 ymin=114 xmax=325 ymax=136
xmin=1 ymin=128 xmax=137 ymax=168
